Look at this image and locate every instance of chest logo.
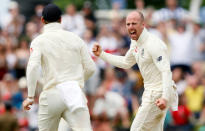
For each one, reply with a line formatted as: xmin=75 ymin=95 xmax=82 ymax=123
xmin=157 ymin=56 xmax=162 ymax=62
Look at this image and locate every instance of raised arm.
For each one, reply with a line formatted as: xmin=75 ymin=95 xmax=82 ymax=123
xmin=92 ymin=43 xmax=136 ymax=69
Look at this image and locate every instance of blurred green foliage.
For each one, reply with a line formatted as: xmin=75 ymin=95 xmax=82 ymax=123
xmin=53 ymin=0 xmax=85 ymax=12
xmin=14 ymin=0 xmax=205 ymax=13
xmin=53 ymin=0 xmax=196 ymax=11
xmin=144 ymin=0 xmax=165 ymax=9
xmin=180 ymin=0 xmax=192 ymax=9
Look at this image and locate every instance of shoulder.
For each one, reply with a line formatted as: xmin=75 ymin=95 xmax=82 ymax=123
xmin=59 ymin=29 xmax=82 ymax=40
xmin=69 ymin=31 xmax=84 ymax=43
xmin=30 ymin=33 xmax=52 ymax=48
xmin=30 ymin=34 xmax=44 ymax=47
xmin=63 ymin=29 xmax=85 ymax=47
xmin=146 ymin=33 xmax=167 ymax=53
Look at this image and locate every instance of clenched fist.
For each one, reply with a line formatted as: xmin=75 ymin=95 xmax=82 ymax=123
xmin=155 ymin=98 xmax=167 ymax=110
xmin=92 ymin=43 xmax=102 ymax=57
xmin=23 ymin=98 xmax=34 ymax=110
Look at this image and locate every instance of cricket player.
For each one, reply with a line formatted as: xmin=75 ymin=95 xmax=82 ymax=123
xmin=93 ymin=11 xmax=178 ymax=131
xmin=23 ymin=4 xmax=95 ymax=131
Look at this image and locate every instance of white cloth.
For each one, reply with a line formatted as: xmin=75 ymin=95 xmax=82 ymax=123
xmin=58 ymin=118 xmax=71 ymax=131
xmin=56 ymin=81 xmax=87 ymax=112
xmin=38 ymin=87 xmax=92 ymax=131
xmin=26 ymin=23 xmax=96 ymax=97
xmin=171 ymin=82 xmax=178 ymax=111
xmin=131 ymin=90 xmax=168 ymax=131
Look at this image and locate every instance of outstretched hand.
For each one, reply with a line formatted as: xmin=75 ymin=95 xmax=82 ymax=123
xmin=92 ymin=43 xmax=102 ymax=57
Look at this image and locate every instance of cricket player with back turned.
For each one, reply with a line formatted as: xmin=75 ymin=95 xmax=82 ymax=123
xmin=23 ymin=4 xmax=95 ymax=131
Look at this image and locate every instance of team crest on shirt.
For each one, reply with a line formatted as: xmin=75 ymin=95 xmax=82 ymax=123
xmin=30 ymin=48 xmax=33 ymax=53
xmin=157 ymin=56 xmax=162 ymax=62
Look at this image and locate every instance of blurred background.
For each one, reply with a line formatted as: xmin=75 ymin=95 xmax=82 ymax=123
xmin=0 ymin=0 xmax=205 ymax=131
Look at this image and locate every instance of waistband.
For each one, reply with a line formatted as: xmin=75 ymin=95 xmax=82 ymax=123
xmin=144 ymin=88 xmax=163 ymax=93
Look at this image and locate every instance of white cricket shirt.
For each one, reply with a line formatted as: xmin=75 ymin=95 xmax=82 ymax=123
xmin=26 ymin=23 xmax=96 ymax=97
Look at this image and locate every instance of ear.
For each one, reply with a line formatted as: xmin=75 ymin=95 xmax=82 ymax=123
xmin=41 ymin=17 xmax=45 ymax=24
xmin=58 ymin=17 xmax=62 ymax=23
xmin=142 ymin=21 xmax=145 ymax=27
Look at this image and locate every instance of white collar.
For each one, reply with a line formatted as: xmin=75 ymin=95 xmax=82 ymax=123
xmin=43 ymin=22 xmax=62 ymax=33
xmin=132 ymin=28 xmax=149 ymax=46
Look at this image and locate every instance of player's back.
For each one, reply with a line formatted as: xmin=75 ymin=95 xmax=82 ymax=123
xmin=34 ymin=23 xmax=87 ymax=89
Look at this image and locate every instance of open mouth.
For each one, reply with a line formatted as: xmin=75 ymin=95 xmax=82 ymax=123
xmin=130 ymin=31 xmax=136 ymax=35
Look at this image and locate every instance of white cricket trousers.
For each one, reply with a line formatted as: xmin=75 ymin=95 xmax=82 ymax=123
xmin=38 ymin=87 xmax=92 ymax=131
xmin=130 ymin=90 xmax=169 ymax=131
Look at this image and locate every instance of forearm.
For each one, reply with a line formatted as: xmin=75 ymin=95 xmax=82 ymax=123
xmin=161 ymin=71 xmax=173 ymax=101
xmin=27 ymin=39 xmax=42 ymax=97
xmin=100 ymin=51 xmax=134 ymax=69
xmin=27 ymin=64 xmax=40 ymax=97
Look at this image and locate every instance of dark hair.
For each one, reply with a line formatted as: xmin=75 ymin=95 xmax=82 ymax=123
xmin=42 ymin=4 xmax=62 ymax=23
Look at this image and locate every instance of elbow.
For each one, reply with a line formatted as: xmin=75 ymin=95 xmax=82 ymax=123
xmin=123 ymin=65 xmax=132 ymax=69
xmin=120 ymin=63 xmax=132 ymax=69
xmin=85 ymin=64 xmax=96 ymax=78
xmin=121 ymin=66 xmax=129 ymax=69
xmin=120 ymin=59 xmax=134 ymax=69
xmin=26 ymin=63 xmax=40 ymax=77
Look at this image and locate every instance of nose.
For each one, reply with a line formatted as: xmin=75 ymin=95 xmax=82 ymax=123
xmin=128 ymin=25 xmax=134 ymax=30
